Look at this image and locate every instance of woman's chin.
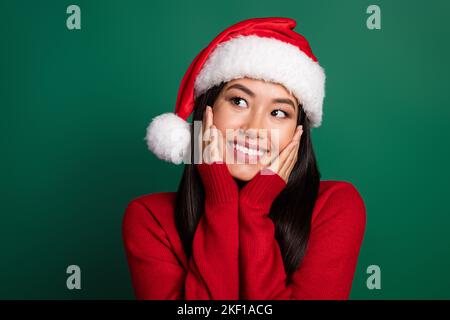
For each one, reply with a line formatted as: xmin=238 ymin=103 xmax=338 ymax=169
xmin=226 ymin=163 xmax=261 ymax=181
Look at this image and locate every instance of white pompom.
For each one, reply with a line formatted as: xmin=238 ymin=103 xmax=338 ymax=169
xmin=145 ymin=113 xmax=191 ymax=165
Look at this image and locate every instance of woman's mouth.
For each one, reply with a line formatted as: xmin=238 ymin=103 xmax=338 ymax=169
xmin=226 ymin=139 xmax=269 ymax=163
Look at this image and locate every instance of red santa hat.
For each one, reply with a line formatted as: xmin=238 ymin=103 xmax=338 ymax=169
xmin=145 ymin=17 xmax=326 ymax=164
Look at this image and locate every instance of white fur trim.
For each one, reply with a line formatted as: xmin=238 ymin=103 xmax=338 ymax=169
xmin=145 ymin=113 xmax=191 ymax=164
xmin=194 ymin=35 xmax=326 ymax=127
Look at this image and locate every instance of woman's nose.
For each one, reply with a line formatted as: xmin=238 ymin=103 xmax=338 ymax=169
xmin=242 ymin=112 xmax=266 ymax=135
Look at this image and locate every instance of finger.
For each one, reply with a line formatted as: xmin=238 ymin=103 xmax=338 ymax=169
xmin=268 ymin=140 xmax=297 ymax=174
xmin=277 ymin=126 xmax=301 ymax=172
xmin=214 ymin=126 xmax=224 ymax=162
xmin=278 ymin=140 xmax=299 ymax=178
xmin=279 ymin=140 xmax=298 ymax=165
xmin=281 ymin=128 xmax=303 ymax=179
xmin=203 ymin=106 xmax=214 ymax=153
xmin=202 ymin=105 xmax=210 ymax=133
xmin=201 ymin=107 xmax=207 ymax=153
xmin=289 ymin=128 xmax=302 ymax=161
xmin=280 ymin=141 xmax=300 ymax=178
xmin=196 ymin=118 xmax=202 ymax=163
xmin=210 ymin=125 xmax=222 ymax=163
xmin=206 ymin=105 xmax=213 ymax=131
xmin=261 ymin=126 xmax=301 ymax=171
xmin=205 ymin=107 xmax=213 ymax=136
xmin=290 ymin=128 xmax=303 ymax=167
xmin=209 ymin=126 xmax=217 ymax=162
xmin=292 ymin=125 xmax=303 ymax=142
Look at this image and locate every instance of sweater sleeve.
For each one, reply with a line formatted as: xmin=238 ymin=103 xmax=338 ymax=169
xmin=238 ymin=172 xmax=366 ymax=300
xmin=122 ymin=162 xmax=239 ymax=300
xmin=185 ymin=162 xmax=239 ymax=299
xmin=122 ymin=199 xmax=185 ymax=300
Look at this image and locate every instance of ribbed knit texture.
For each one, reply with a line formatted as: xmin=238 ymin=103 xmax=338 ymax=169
xmin=122 ymin=164 xmax=366 ymax=300
xmin=185 ymin=162 xmax=239 ymax=299
xmin=196 ymin=162 xmax=239 ymax=204
xmin=239 ymin=169 xmax=286 ymax=213
xmin=239 ymin=171 xmax=288 ymax=299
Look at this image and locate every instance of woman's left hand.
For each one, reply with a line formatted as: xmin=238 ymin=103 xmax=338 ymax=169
xmin=260 ymin=125 xmax=303 ymax=183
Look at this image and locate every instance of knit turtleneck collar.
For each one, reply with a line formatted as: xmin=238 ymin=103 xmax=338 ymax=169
xmin=234 ymin=178 xmax=249 ymax=190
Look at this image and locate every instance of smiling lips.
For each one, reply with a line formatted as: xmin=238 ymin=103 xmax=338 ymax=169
xmin=226 ymin=137 xmax=270 ymax=160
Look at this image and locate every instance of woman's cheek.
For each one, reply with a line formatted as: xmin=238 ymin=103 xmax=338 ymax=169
xmin=277 ymin=126 xmax=297 ymax=150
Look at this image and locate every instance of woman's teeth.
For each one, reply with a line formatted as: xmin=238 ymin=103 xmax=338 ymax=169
xmin=233 ymin=142 xmax=265 ymax=156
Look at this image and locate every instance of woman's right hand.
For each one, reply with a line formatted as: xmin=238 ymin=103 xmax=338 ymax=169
xmin=198 ymin=105 xmax=223 ymax=164
xmin=195 ymin=105 xmax=238 ymax=203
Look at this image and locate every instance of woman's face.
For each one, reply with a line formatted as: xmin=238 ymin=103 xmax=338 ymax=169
xmin=212 ymin=77 xmax=300 ymax=181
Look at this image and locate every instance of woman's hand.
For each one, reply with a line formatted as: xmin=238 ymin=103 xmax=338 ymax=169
xmin=198 ymin=105 xmax=223 ymax=164
xmin=260 ymin=125 xmax=303 ymax=183
xmin=195 ymin=105 xmax=238 ymax=203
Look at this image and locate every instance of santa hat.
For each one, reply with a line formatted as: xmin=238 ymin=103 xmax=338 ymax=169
xmin=145 ymin=17 xmax=326 ymax=164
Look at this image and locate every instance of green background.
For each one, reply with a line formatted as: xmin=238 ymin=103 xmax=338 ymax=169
xmin=1 ymin=0 xmax=449 ymax=299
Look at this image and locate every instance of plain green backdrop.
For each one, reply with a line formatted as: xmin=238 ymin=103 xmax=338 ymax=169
xmin=1 ymin=0 xmax=449 ymax=299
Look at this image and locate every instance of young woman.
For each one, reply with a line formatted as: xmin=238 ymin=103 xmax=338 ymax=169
xmin=122 ymin=17 xmax=366 ymax=300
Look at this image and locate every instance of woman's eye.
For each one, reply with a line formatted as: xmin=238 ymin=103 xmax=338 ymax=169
xmin=230 ymin=97 xmax=248 ymax=108
xmin=271 ymin=109 xmax=289 ymax=118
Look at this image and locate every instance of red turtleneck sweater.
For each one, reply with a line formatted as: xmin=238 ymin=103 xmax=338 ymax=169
xmin=122 ymin=162 xmax=366 ymax=300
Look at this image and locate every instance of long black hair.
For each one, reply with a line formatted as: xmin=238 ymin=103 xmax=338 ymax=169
xmin=174 ymin=81 xmax=321 ymax=283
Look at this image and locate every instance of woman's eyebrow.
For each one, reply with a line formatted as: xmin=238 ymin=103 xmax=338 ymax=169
xmin=272 ymin=98 xmax=297 ymax=111
xmin=226 ymin=83 xmax=297 ymax=111
xmin=226 ymin=84 xmax=255 ymax=97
